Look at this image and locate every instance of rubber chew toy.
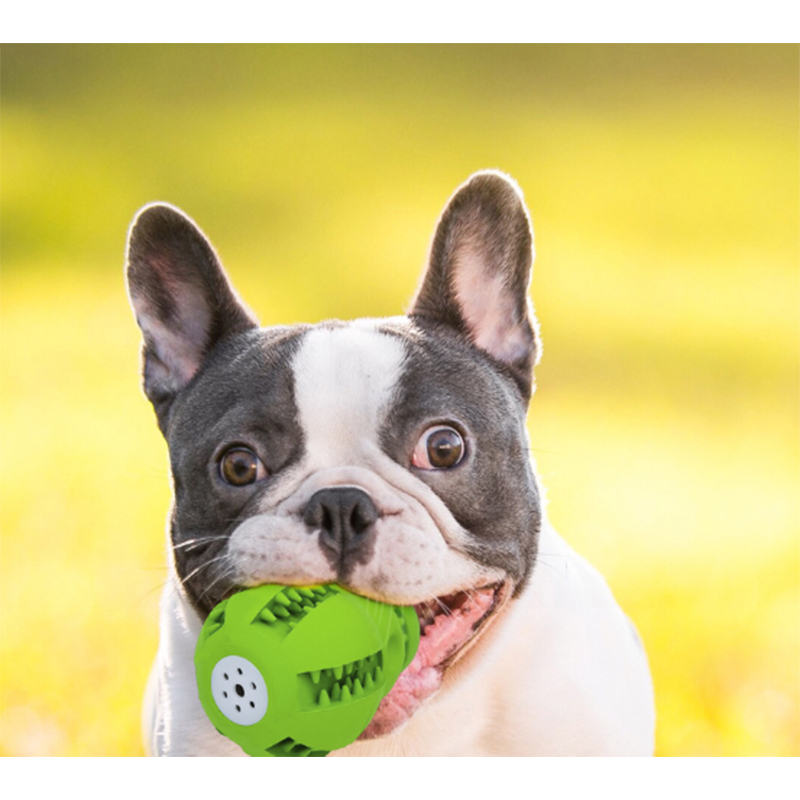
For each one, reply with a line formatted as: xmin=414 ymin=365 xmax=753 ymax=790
xmin=194 ymin=584 xmax=420 ymax=756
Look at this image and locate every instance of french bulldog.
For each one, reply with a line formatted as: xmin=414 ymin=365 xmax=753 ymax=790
xmin=126 ymin=170 xmax=655 ymax=756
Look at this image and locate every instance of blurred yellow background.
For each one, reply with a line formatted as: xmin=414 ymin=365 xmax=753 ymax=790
xmin=0 ymin=44 xmax=797 ymax=756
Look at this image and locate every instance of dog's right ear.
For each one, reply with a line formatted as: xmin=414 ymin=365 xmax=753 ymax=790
xmin=125 ymin=203 xmax=258 ymax=432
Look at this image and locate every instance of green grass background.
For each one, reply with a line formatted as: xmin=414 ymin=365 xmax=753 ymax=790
xmin=0 ymin=44 xmax=797 ymax=756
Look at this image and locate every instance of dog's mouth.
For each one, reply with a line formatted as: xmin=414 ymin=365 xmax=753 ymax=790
xmin=358 ymin=580 xmax=510 ymax=740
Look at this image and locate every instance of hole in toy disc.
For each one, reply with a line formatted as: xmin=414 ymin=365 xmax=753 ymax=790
xmin=235 ymin=684 xmax=245 ymax=697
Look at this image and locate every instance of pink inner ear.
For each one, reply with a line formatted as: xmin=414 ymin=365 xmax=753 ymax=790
xmin=453 ymin=252 xmax=531 ymax=366
xmin=133 ymin=277 xmax=213 ymax=392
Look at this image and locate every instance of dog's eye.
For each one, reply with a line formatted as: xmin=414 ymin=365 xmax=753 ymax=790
xmin=219 ymin=448 xmax=267 ymax=486
xmin=412 ymin=426 xmax=465 ymax=470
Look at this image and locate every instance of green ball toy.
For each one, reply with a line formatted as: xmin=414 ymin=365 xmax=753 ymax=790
xmin=194 ymin=584 xmax=420 ymax=756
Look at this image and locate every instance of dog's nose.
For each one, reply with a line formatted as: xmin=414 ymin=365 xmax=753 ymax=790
xmin=303 ymin=487 xmax=379 ymax=566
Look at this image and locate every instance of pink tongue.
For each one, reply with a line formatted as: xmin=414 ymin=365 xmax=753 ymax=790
xmin=359 ymin=588 xmax=495 ymax=739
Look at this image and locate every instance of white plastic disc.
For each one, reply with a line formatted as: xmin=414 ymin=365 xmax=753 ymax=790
xmin=210 ymin=655 xmax=268 ymax=725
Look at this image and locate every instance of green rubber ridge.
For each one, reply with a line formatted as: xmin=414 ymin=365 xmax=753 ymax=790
xmin=194 ymin=584 xmax=420 ymax=757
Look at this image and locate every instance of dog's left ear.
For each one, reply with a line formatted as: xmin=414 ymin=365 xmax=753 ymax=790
xmin=125 ymin=203 xmax=259 ymax=432
xmin=409 ymin=170 xmax=540 ymax=399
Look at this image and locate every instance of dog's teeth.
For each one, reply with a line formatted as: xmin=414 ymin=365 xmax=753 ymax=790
xmin=353 ymin=678 xmax=364 ymax=697
xmin=258 ymin=608 xmax=277 ymax=623
xmin=273 ymin=592 xmax=291 ymax=607
xmin=341 ymin=685 xmax=352 ymax=702
xmin=333 ymin=665 xmax=343 ymax=680
xmin=298 ymin=588 xmax=315 ymax=599
xmin=364 ymin=672 xmax=374 ymax=689
xmin=286 ymin=588 xmax=302 ymax=602
xmin=374 ymin=666 xmax=383 ymax=684
xmin=331 ymin=684 xmax=342 ymax=702
xmin=310 ymin=670 xmax=321 ymax=684
xmin=273 ymin=606 xmax=290 ymax=619
xmin=318 ymin=689 xmax=330 ymax=707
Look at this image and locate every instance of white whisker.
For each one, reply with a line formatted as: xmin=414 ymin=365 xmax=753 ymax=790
xmin=172 ymin=535 xmax=229 ymax=552
xmin=181 ymin=553 xmax=229 ymax=586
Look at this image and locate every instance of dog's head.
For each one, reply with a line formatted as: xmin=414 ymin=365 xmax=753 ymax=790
xmin=126 ymin=171 xmax=542 ymax=737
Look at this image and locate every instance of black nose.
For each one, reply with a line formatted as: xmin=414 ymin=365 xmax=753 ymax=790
xmin=303 ymin=487 xmax=379 ymax=567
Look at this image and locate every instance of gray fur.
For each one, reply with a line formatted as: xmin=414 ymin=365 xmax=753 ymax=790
xmin=378 ymin=319 xmax=540 ymax=591
xmin=165 ymin=326 xmax=308 ymax=615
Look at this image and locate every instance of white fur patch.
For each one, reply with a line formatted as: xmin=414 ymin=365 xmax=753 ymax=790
xmin=227 ymin=513 xmax=337 ymax=587
xmin=291 ymin=322 xmax=407 ymax=468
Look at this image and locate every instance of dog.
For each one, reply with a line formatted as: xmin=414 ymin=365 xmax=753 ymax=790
xmin=126 ymin=170 xmax=655 ymax=756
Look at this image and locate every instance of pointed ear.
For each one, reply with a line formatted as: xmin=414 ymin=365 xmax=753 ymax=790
xmin=409 ymin=171 xmax=540 ymax=398
xmin=125 ymin=203 xmax=258 ymax=430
